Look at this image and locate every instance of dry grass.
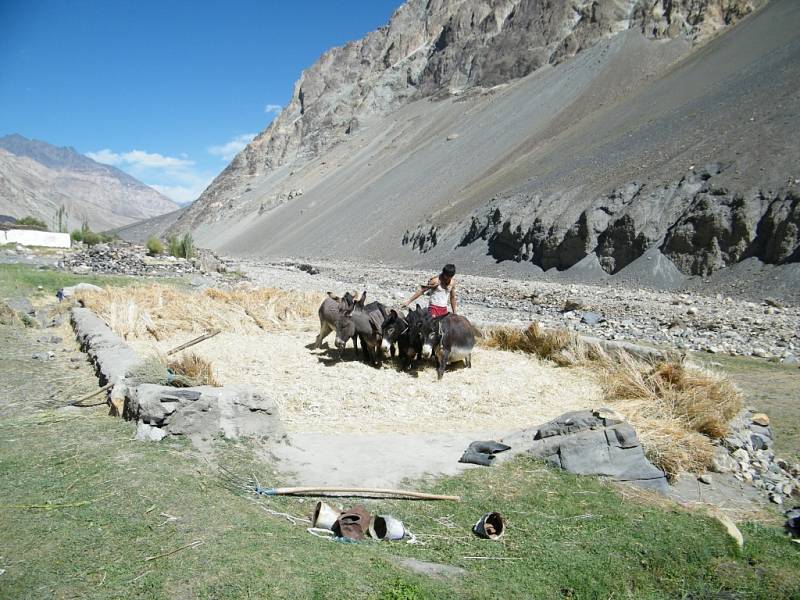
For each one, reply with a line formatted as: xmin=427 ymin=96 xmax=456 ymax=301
xmin=0 ymin=302 xmax=21 ymax=326
xmin=481 ymin=322 xmax=742 ymax=479
xmin=600 ymin=353 xmax=742 ymax=479
xmin=127 ymin=352 xmax=218 ymax=387
xmin=76 ymin=284 xmax=324 ymax=340
xmin=204 ymin=287 xmax=323 ymax=331
xmin=480 ymin=322 xmax=603 ymax=366
xmin=168 ymin=352 xmax=219 ymax=387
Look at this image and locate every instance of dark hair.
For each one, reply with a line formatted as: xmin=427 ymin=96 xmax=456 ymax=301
xmin=442 ymin=264 xmax=456 ymax=277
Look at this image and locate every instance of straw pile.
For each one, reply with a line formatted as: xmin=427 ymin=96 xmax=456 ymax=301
xmin=600 ymin=354 xmax=741 ymax=479
xmin=482 ymin=322 xmax=742 ymax=478
xmin=205 ymin=287 xmax=323 ymax=331
xmin=76 ymin=284 xmax=324 ymax=340
xmin=128 ymin=352 xmax=218 ymax=387
xmin=481 ymin=322 xmax=603 ymax=366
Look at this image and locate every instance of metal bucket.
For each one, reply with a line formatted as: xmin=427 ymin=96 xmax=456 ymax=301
xmin=472 ymin=512 xmax=505 ymax=540
xmin=369 ymin=515 xmax=406 ymax=541
xmin=311 ymin=501 xmax=341 ymax=531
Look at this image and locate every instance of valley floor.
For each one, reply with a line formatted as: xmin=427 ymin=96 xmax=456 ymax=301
xmin=1 ymin=261 xmax=799 ymax=598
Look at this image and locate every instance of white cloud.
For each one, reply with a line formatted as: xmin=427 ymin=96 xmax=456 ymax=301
xmin=207 ymin=133 xmax=256 ymax=162
xmin=264 ymin=104 xmax=282 ymax=114
xmin=87 ymin=148 xmax=194 ymax=169
xmin=85 ymin=147 xmax=210 ymax=204
xmin=150 ymin=180 xmax=212 ymax=204
xmin=85 ymin=148 xmax=121 ymax=165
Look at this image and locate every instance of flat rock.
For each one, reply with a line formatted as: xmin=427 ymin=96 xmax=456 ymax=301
xmin=126 ymin=384 xmax=284 ymax=442
xmin=5 ymin=296 xmax=34 ymax=315
xmin=500 ymin=410 xmax=668 ymax=493
xmin=395 ymin=558 xmax=465 ymax=580
xmin=60 ymin=282 xmax=104 ymax=298
xmin=751 ymin=413 xmax=770 ymax=427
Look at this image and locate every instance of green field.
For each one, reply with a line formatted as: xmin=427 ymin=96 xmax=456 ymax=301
xmin=1 ymin=264 xmax=798 ymax=599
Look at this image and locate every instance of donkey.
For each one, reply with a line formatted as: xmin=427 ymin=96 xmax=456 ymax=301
xmin=334 ymin=292 xmax=388 ymax=365
xmin=380 ymin=308 xmax=421 ymax=370
xmin=314 ymin=291 xmax=357 ymax=351
xmin=420 ymin=312 xmax=476 ymax=380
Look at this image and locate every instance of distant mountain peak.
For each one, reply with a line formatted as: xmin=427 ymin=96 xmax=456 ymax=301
xmin=0 ymin=133 xmax=180 ymax=231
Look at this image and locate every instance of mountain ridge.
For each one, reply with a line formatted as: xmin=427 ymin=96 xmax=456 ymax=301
xmin=0 ymin=134 xmax=179 ymax=231
xmin=166 ymin=0 xmax=799 ymax=281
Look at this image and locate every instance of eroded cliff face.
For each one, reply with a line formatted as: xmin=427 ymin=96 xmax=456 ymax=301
xmin=177 ymin=0 xmax=761 ymax=233
xmin=409 ymin=164 xmax=799 ymax=276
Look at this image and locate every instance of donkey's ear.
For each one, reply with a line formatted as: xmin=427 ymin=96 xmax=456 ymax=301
xmin=357 ymin=291 xmax=367 ymax=308
xmin=390 ymin=308 xmax=398 ymax=318
xmin=327 ymin=291 xmax=340 ymax=302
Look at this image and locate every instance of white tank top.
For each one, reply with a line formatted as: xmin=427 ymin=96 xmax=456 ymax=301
xmin=428 ymin=281 xmax=451 ymax=307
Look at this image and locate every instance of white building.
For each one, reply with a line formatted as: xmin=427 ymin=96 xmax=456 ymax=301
xmin=1 ymin=228 xmax=71 ymax=249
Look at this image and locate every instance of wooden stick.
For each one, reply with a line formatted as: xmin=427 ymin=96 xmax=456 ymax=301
xmin=66 ymin=329 xmax=220 ymax=409
xmin=69 ymin=382 xmax=113 ymax=406
xmin=144 ymin=539 xmax=204 ymax=562
xmin=462 ymin=556 xmax=521 ymax=561
xmin=261 ymin=486 xmax=459 ymax=501
xmin=166 ymin=330 xmax=221 ymax=356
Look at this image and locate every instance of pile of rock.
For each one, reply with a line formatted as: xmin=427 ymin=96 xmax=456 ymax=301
xmin=241 ymin=259 xmax=800 ymax=365
xmin=126 ymin=384 xmax=284 ymax=442
xmin=62 ymin=242 xmax=229 ymax=278
xmin=711 ymin=410 xmax=800 ymax=505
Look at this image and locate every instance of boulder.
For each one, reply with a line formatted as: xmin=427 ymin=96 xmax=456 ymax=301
xmin=125 ymin=384 xmax=284 ymax=442
xmin=60 ymin=282 xmax=104 ymax=298
xmin=499 ymin=409 xmax=669 ymax=493
xmin=5 ymin=296 xmax=34 ymax=315
xmin=710 ymin=448 xmax=736 ymax=473
xmin=580 ymin=312 xmax=605 ymax=326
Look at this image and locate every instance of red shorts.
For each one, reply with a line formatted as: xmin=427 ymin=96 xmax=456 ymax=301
xmin=428 ymin=305 xmax=448 ymax=318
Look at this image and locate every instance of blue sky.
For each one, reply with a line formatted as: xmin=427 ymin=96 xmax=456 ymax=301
xmin=0 ymin=0 xmax=402 ymax=203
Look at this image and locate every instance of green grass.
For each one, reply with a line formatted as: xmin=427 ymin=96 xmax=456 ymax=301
xmin=0 ymin=264 xmax=187 ymax=300
xmin=0 ymin=266 xmax=798 ymax=598
xmin=0 ymin=410 xmax=797 ymax=600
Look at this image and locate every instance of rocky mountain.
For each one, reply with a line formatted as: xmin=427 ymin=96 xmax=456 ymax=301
xmin=0 ymin=134 xmax=179 ymax=232
xmin=172 ymin=0 xmax=799 ymax=283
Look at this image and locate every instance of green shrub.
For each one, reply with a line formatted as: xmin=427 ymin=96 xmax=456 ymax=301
xmin=81 ymin=230 xmax=101 ymax=246
xmin=146 ymin=236 xmax=163 ymax=256
xmin=98 ymin=232 xmax=116 ymax=243
xmin=166 ymin=233 xmax=195 ymax=259
xmin=179 ymin=233 xmax=194 ymax=259
xmin=16 ymin=216 xmax=48 ymax=230
xmin=70 ymin=229 xmax=83 ymax=243
xmin=167 ymin=235 xmax=181 ymax=257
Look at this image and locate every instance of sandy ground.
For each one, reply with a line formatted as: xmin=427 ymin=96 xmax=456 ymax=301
xmin=129 ymin=324 xmax=601 ymax=435
xmin=125 ymin=306 xmax=601 ymax=486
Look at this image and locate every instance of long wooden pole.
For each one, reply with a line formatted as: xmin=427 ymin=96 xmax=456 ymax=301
xmin=260 ymin=486 xmax=459 ymax=501
xmin=166 ymin=329 xmax=221 ymax=356
xmin=69 ymin=382 xmax=113 ymax=406
xmin=68 ymin=329 xmax=220 ymax=407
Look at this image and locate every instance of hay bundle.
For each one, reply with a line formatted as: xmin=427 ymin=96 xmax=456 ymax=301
xmin=204 ymin=287 xmax=324 ymax=330
xmin=600 ymin=353 xmax=742 ymax=479
xmin=481 ymin=322 xmax=602 ymax=366
xmin=127 ymin=352 xmax=218 ymax=387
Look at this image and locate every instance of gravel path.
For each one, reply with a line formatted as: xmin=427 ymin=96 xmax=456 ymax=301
xmin=236 ymin=258 xmax=800 ymax=364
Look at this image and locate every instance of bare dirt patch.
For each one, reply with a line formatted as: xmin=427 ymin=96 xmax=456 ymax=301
xmin=79 ymin=284 xmax=601 ymax=434
xmin=129 ymin=330 xmax=600 ymax=434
